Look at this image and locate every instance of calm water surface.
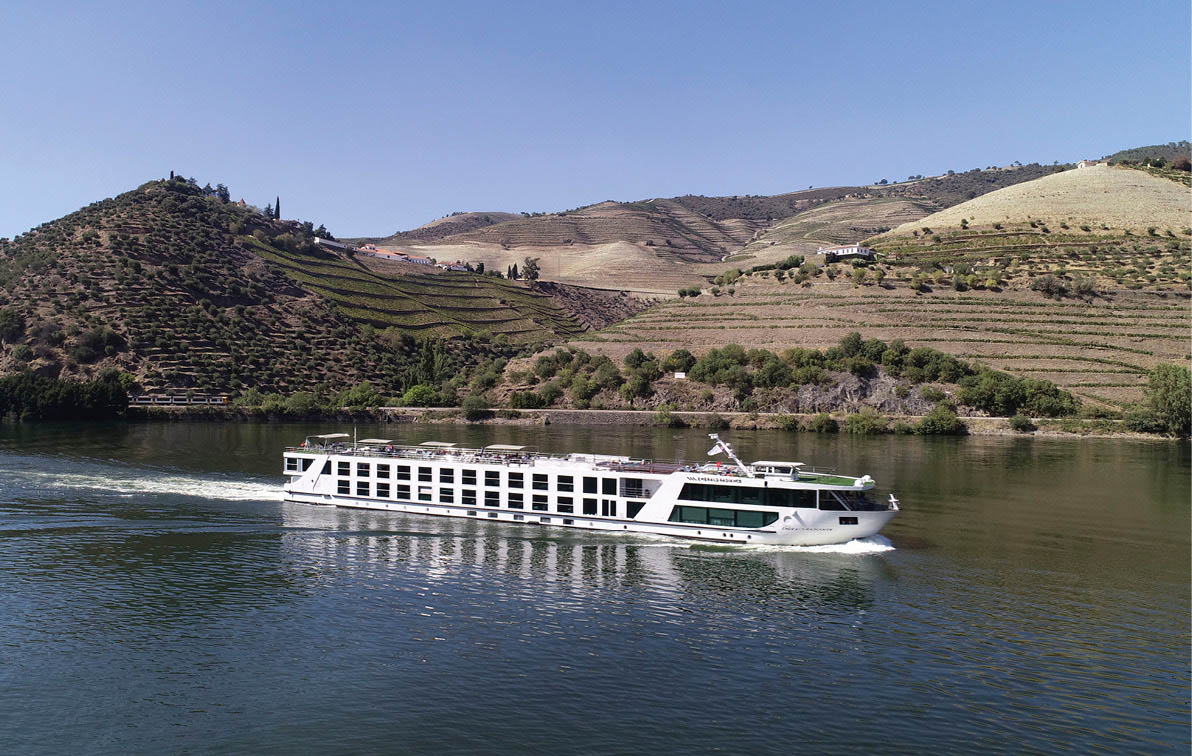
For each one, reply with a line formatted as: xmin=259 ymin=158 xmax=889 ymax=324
xmin=0 ymin=422 xmax=1187 ymax=755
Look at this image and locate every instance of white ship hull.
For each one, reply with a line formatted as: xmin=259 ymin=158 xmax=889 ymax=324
xmin=282 ymin=439 xmax=898 ymax=547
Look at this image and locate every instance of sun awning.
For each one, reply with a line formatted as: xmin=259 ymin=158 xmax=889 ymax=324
xmin=419 ymin=441 xmax=457 ymax=447
xmin=484 ymin=444 xmax=526 ymax=451
xmin=357 ymin=438 xmax=392 ymax=445
xmin=312 ymin=433 xmax=350 ymax=440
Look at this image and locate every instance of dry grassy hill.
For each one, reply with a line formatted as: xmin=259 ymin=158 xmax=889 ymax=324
xmin=356 ymin=166 xmax=1057 ymax=294
xmin=881 ymin=165 xmax=1190 ymax=235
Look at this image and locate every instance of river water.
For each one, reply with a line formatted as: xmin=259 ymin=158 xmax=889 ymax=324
xmin=0 ymin=422 xmax=1187 ymax=755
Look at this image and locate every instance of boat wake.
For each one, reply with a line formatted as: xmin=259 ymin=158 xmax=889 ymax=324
xmin=738 ymin=535 xmax=896 ymax=554
xmin=9 ymin=467 xmax=281 ymax=502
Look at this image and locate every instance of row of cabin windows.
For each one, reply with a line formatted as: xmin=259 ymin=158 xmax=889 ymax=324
xmin=286 ymin=458 xmax=316 ymax=472
xmin=332 ymin=480 xmax=644 ymax=518
xmin=329 ymin=462 xmax=627 ymax=495
xmin=668 ymin=506 xmax=779 ymax=529
xmin=679 ymin=482 xmax=817 ymax=509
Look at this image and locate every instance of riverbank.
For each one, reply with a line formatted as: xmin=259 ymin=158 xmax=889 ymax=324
xmin=123 ymin=405 xmax=1166 ymax=439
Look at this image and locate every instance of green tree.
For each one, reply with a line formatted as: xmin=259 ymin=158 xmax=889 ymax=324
xmin=1144 ymin=363 xmax=1191 ymax=436
xmin=0 ymin=308 xmax=25 ymax=343
xmin=461 ymin=394 xmax=490 ymax=421
xmin=522 ymin=257 xmax=540 ymax=281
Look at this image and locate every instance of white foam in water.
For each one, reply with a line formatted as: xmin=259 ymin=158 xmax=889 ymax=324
xmin=17 ymin=469 xmax=282 ymax=502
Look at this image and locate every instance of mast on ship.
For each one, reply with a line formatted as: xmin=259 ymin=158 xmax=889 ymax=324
xmin=707 ymin=434 xmax=755 ymax=478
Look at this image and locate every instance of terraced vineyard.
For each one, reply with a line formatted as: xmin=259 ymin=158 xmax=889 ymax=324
xmin=571 ymin=281 xmax=1190 ymax=408
xmin=246 ymin=237 xmax=585 ymax=341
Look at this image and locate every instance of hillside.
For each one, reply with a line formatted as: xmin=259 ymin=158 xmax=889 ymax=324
xmin=880 ymin=164 xmax=1191 ymax=235
xmin=356 ymin=165 xmax=1057 ymax=293
xmin=1105 ymin=141 xmax=1190 ymax=166
xmin=0 ymin=178 xmax=624 ymax=395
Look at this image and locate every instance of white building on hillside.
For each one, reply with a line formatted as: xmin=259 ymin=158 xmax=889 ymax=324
xmin=817 ymin=244 xmax=875 ymax=262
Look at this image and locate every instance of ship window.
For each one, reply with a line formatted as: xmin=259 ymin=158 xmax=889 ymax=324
xmin=508 ymin=492 xmax=524 ymax=509
xmin=488 ymin=512 xmax=498 ymax=518
xmin=321 ymin=460 xmax=331 ymax=475
xmin=440 ymin=488 xmax=454 ymax=503
xmin=540 ymin=517 xmax=550 ymax=524
xmin=583 ymin=498 xmax=597 ymax=515
xmin=485 ymin=470 xmax=500 ymax=487
xmin=301 ymin=458 xmax=313 ymax=472
xmin=532 ymin=494 xmax=548 ymax=511
xmin=337 ymin=480 xmax=350 ymax=495
xmin=286 ymin=458 xmax=299 ymax=472
xmin=377 ymin=464 xmax=390 ymax=479
xmin=621 ymin=477 xmax=645 ymax=498
xmin=418 ymin=467 xmax=432 ymax=482
xmin=583 ymin=477 xmax=597 ymax=494
xmin=556 ymin=496 xmax=574 ymax=513
xmin=462 ymin=489 xmax=477 ymax=506
xmin=513 ymin=514 xmax=524 ymax=521
xmin=338 ymin=461 xmax=350 ymax=476
xmin=532 ymin=474 xmax=548 ymax=490
xmin=738 ymin=488 xmax=763 ymax=506
xmin=397 ymin=465 xmax=410 ymax=481
xmin=839 ymin=516 xmax=858 ymax=525
xmin=626 ymin=501 xmax=645 ymax=519
xmin=357 ymin=481 xmax=369 ymax=497
xmin=377 ymin=482 xmax=390 ymax=498
xmin=485 ymin=491 xmax=499 ymax=507
xmin=708 ymin=508 xmax=735 ymax=527
xmin=602 ymin=479 xmax=616 ymax=495
xmin=764 ymin=488 xmax=816 ymax=508
xmin=667 ymin=506 xmax=778 ymax=528
xmin=396 ymin=485 xmax=410 ymax=499
xmin=563 ymin=519 xmax=574 ymax=525
xmin=462 ymin=469 xmax=477 ymax=485
xmin=357 ymin=463 xmax=370 ymax=477
xmin=508 ymin=472 xmax=523 ymax=488
xmin=557 ymin=475 xmax=574 ymax=492
xmin=418 ymin=486 xmax=432 ymax=502
xmin=602 ymin=500 xmax=617 ymax=518
xmin=440 ymin=468 xmax=454 ymax=483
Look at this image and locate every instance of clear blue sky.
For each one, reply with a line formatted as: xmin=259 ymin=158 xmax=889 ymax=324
xmin=2 ymin=0 xmax=1188 ymax=239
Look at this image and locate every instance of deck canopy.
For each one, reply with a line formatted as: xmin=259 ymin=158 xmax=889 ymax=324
xmin=419 ymin=441 xmax=457 ymax=447
xmin=357 ymin=438 xmax=392 ymax=445
xmin=311 ymin=433 xmax=350 ymax=440
xmin=484 ymin=444 xmax=526 ymax=451
xmin=752 ymin=460 xmax=804 ymax=468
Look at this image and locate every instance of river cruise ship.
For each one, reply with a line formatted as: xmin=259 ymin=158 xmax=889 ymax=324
xmin=282 ymin=434 xmax=899 ymax=546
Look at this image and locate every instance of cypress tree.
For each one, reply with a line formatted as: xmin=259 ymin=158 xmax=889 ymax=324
xmin=275 ymin=196 xmax=281 ymax=219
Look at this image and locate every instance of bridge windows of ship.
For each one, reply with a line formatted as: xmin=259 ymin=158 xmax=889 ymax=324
xmin=508 ymin=472 xmax=523 ymax=488
xmin=557 ymin=475 xmax=574 ymax=492
xmin=440 ymin=468 xmax=454 ymax=483
xmin=556 ymin=496 xmax=574 ymax=513
xmin=532 ymin=495 xmax=548 ymax=511
xmin=397 ymin=466 xmax=411 ymax=481
xmin=508 ymin=493 xmax=524 ymax=509
xmin=679 ymin=483 xmax=815 ymax=509
xmin=462 ymin=469 xmax=477 ymax=485
xmin=463 ymin=489 xmax=477 ymax=506
xmin=532 ymin=474 xmax=548 ymax=491
xmin=668 ymin=506 xmax=779 ymax=528
xmin=418 ymin=467 xmax=432 ymax=482
xmin=485 ymin=491 xmax=499 ymax=507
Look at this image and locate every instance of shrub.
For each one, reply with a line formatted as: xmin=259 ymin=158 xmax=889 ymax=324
xmin=806 ymin=413 xmax=839 ymax=433
xmin=916 ymin=404 xmax=966 ymax=435
xmin=1030 ymin=274 xmax=1068 ymax=299
xmin=1143 ymin=363 xmax=1191 ymax=436
xmin=401 ymin=384 xmax=437 ymax=406
xmin=1123 ymin=405 xmax=1165 ymax=434
xmin=704 ymin=412 xmax=730 ymax=429
xmin=652 ymin=403 xmax=686 ymax=427
xmin=777 ymin=414 xmax=800 ymax=431
xmin=844 ymin=407 xmax=888 ymax=435
xmin=284 ymin=392 xmax=322 ymax=415
xmin=662 ymin=349 xmax=696 ymax=373
xmin=1009 ymin=414 xmax=1036 ymax=432
xmin=335 ymin=382 xmax=382 ymax=408
xmin=920 ymin=385 xmax=946 ymax=403
xmin=509 ymin=390 xmax=544 ymax=409
xmin=461 ymin=394 xmax=490 ymax=421
xmin=0 ymin=308 xmax=24 ymax=343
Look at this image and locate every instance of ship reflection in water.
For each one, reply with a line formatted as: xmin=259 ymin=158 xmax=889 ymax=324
xmin=279 ymin=502 xmax=895 ymax=616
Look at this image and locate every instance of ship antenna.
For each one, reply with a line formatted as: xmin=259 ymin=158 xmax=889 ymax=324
xmin=707 ymin=433 xmax=755 ymax=478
